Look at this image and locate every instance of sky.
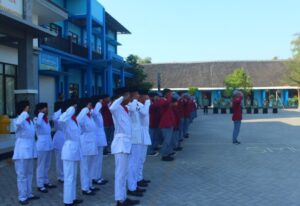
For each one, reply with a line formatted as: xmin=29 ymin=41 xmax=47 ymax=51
xmin=99 ymin=0 xmax=300 ymax=63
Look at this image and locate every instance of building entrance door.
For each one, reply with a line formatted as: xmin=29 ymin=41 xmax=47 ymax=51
xmin=39 ymin=76 xmax=55 ymax=116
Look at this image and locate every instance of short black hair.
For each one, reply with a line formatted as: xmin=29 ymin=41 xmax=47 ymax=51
xmin=54 ymin=101 xmax=64 ymax=112
xmin=16 ymin=100 xmax=30 ymax=115
xmin=34 ymin=103 xmax=47 ymax=116
xmin=162 ymin=88 xmax=172 ymax=97
xmin=114 ymin=87 xmax=129 ymax=96
xmin=139 ymin=89 xmax=149 ymax=95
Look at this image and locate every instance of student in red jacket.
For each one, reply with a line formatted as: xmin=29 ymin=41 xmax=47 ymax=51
xmin=171 ymin=96 xmax=183 ymax=151
xmin=232 ymin=90 xmax=243 ymax=145
xmin=101 ymin=95 xmax=114 ymax=154
xmin=158 ymin=89 xmax=176 ymax=161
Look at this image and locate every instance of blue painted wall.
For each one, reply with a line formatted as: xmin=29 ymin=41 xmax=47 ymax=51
xmin=67 ymin=0 xmax=87 ymax=15
xmin=52 ymin=0 xmax=64 ymax=7
xmin=91 ymin=0 xmax=104 ymax=24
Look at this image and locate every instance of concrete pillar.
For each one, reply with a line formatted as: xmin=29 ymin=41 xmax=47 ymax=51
xmin=86 ymin=0 xmax=92 ymax=96
xmin=23 ymin=0 xmax=32 ymax=22
xmin=107 ymin=63 xmax=113 ymax=96
xmin=120 ymin=66 xmax=125 ymax=87
xmin=15 ymin=33 xmax=38 ymax=113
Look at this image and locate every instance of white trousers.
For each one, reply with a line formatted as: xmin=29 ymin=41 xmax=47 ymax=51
xmin=92 ymin=147 xmax=104 ymax=180
xmin=137 ymin=145 xmax=148 ymax=182
xmin=36 ymin=150 xmax=52 ymax=187
xmin=15 ymin=159 xmax=34 ymax=201
xmin=115 ymin=153 xmax=129 ymax=201
xmin=63 ymin=160 xmax=78 ymax=204
xmin=127 ymin=145 xmax=139 ymax=191
xmin=55 ymin=149 xmax=64 ymax=181
xmin=80 ymin=155 xmax=96 ymax=191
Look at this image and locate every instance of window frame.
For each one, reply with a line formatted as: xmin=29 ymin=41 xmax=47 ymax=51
xmin=0 ymin=62 xmax=17 ymax=117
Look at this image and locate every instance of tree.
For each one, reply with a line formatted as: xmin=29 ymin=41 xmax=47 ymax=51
xmin=287 ymin=35 xmax=300 ymax=108
xmin=125 ymin=54 xmax=153 ymax=90
xmin=224 ymin=67 xmax=253 ymax=97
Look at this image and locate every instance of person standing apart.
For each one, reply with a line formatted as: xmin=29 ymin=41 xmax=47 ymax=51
xmin=202 ymin=95 xmax=209 ymax=114
xmin=59 ymin=100 xmax=83 ymax=206
xmin=13 ymin=101 xmax=40 ymax=205
xmin=34 ymin=103 xmax=56 ymax=193
xmin=232 ymin=91 xmax=243 ymax=145
xmin=92 ymin=96 xmax=108 ymax=185
xmin=110 ymin=87 xmax=140 ymax=206
xmin=52 ymin=101 xmax=65 ymax=183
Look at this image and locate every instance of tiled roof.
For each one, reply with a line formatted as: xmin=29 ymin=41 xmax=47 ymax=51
xmin=142 ymin=60 xmax=289 ymax=88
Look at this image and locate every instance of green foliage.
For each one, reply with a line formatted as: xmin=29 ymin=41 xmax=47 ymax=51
xmin=125 ymin=54 xmax=153 ymax=90
xmin=288 ymin=96 xmax=298 ymax=107
xmin=286 ymin=35 xmax=300 ymax=108
xmin=188 ymin=87 xmax=198 ymax=96
xmin=223 ymin=67 xmax=253 ymax=97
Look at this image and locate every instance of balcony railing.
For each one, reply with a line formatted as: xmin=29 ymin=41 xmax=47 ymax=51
xmin=40 ymin=36 xmax=103 ymax=60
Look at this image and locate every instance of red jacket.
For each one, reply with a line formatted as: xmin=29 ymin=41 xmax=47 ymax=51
xmin=172 ymin=104 xmax=181 ymax=130
xmin=232 ymin=96 xmax=243 ymax=121
xmin=179 ymin=98 xmax=190 ymax=118
xmin=149 ymin=100 xmax=161 ymax=129
xmin=101 ymin=102 xmax=114 ymax=127
xmin=158 ymin=96 xmax=176 ymax=128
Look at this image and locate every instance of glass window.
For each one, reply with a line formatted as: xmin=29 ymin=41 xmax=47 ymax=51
xmin=5 ymin=77 xmax=15 ymax=116
xmin=69 ymin=83 xmax=79 ymax=99
xmin=68 ymin=31 xmax=78 ymax=44
xmin=0 ymin=74 xmax=3 ymax=115
xmin=50 ymin=23 xmax=62 ymax=37
xmin=5 ymin=64 xmax=16 ymax=75
xmin=0 ymin=63 xmax=3 ymax=74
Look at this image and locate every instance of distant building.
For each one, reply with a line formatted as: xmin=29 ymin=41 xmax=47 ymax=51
xmin=143 ymin=60 xmax=297 ymax=107
xmin=0 ymin=0 xmax=132 ymax=117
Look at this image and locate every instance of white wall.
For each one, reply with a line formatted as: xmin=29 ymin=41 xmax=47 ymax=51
xmin=0 ymin=45 xmax=18 ymax=65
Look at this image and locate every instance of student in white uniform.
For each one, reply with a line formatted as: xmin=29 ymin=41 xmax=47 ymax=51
xmin=13 ymin=101 xmax=39 ymax=205
xmin=52 ymin=101 xmax=65 ymax=183
xmin=137 ymin=90 xmax=152 ymax=187
xmin=109 ymin=87 xmax=140 ymax=206
xmin=77 ymin=98 xmax=99 ymax=195
xmin=59 ymin=99 xmax=83 ymax=206
xmin=34 ymin=103 xmax=56 ymax=193
xmin=127 ymin=88 xmax=146 ymax=197
xmin=92 ymin=96 xmax=108 ymax=185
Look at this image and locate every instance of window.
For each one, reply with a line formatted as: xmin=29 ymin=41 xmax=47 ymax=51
xmin=69 ymin=83 xmax=79 ymax=99
xmin=49 ymin=23 xmax=62 ymax=37
xmin=68 ymin=31 xmax=79 ymax=44
xmin=0 ymin=63 xmax=17 ymax=117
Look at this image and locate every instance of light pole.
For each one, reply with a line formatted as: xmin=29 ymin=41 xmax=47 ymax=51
xmin=157 ymin=72 xmax=161 ymax=92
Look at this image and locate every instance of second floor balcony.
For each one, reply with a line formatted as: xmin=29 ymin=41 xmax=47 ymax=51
xmin=40 ymin=36 xmax=102 ymax=60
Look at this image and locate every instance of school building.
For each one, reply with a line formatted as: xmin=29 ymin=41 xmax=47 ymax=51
xmin=143 ymin=60 xmax=297 ymax=108
xmin=0 ymin=0 xmax=131 ymax=117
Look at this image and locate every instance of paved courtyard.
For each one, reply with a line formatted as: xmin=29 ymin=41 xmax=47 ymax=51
xmin=2 ymin=110 xmax=300 ymax=206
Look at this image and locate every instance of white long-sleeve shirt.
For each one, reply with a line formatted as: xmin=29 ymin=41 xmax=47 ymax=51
xmin=127 ymin=99 xmax=142 ymax=144
xmin=59 ymin=106 xmax=81 ymax=161
xmin=139 ymin=100 xmax=152 ymax=145
xmin=92 ymin=102 xmax=107 ymax=147
xmin=77 ymin=107 xmax=98 ymax=156
xmin=109 ymin=96 xmax=132 ymax=154
xmin=12 ymin=111 xmax=37 ymax=160
xmin=34 ymin=112 xmax=53 ymax=151
xmin=52 ymin=109 xmax=65 ymax=150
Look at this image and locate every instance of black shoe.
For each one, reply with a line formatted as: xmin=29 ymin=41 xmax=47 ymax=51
xmin=93 ymin=179 xmax=108 ymax=185
xmin=82 ymin=190 xmax=95 ymax=196
xmin=19 ymin=200 xmax=29 ymax=205
xmin=161 ymin=156 xmax=174 ymax=161
xmin=28 ymin=195 xmax=40 ymax=201
xmin=174 ymin=147 xmax=183 ymax=151
xmin=37 ymin=187 xmax=48 ymax=193
xmin=58 ymin=179 xmax=64 ymax=184
xmin=137 ymin=181 xmax=148 ymax=187
xmin=44 ymin=183 xmax=57 ymax=189
xmin=116 ymin=201 xmax=125 ymax=206
xmin=169 ymin=152 xmax=176 ymax=156
xmin=73 ymin=199 xmax=83 ymax=205
xmin=65 ymin=204 xmax=74 ymax=206
xmin=139 ymin=179 xmax=151 ymax=184
xmin=127 ymin=189 xmax=143 ymax=197
xmin=124 ymin=198 xmax=140 ymax=205
xmin=148 ymin=151 xmax=159 ymax=157
xmin=233 ymin=141 xmax=241 ymax=145
xmin=90 ymin=187 xmax=100 ymax=191
xmin=136 ymin=187 xmax=146 ymax=193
